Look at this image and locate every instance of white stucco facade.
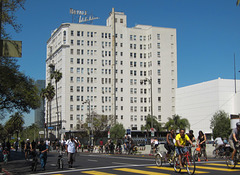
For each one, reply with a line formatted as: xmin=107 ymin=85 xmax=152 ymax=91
xmin=176 ymin=78 xmax=240 ymax=136
xmin=45 ymin=11 xmax=177 ymax=133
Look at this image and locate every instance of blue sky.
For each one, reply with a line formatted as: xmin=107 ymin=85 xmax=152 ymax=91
xmin=5 ymin=0 xmax=240 ymax=125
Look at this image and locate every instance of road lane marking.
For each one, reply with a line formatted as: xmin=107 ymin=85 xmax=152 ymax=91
xmin=112 ymin=162 xmax=128 ymax=164
xmin=204 ymin=163 xmax=240 ymax=167
xmin=114 ymin=168 xmax=170 ymax=175
xmin=197 ymin=166 xmax=240 ymax=171
xmin=33 ymin=164 xmax=155 ymax=175
xmin=87 ymin=159 xmax=98 ymax=162
xmin=146 ymin=166 xmax=208 ymax=174
xmin=82 ymin=170 xmax=116 ymax=175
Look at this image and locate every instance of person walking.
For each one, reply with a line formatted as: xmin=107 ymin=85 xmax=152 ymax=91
xmin=65 ymin=136 xmax=77 ymax=168
xmin=37 ymin=140 xmax=48 ymax=171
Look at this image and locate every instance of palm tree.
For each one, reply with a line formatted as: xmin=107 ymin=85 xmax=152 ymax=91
xmin=40 ymin=83 xmax=55 ymax=139
xmin=165 ymin=114 xmax=190 ymax=132
xmin=50 ymin=69 xmax=62 ymax=139
xmin=4 ymin=112 xmax=24 ymax=140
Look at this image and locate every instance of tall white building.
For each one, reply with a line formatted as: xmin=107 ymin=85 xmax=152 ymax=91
xmin=46 ymin=10 xmax=177 ymax=134
xmin=176 ymin=78 xmax=240 ymax=138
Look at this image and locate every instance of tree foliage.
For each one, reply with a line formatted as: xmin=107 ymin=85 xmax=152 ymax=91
xmin=20 ymin=123 xmax=39 ymax=141
xmin=110 ymin=123 xmax=125 ymax=140
xmin=80 ymin=111 xmax=109 ymax=138
xmin=141 ymin=115 xmax=163 ymax=137
xmin=210 ymin=110 xmax=231 ymax=139
xmin=165 ymin=114 xmax=190 ymax=132
xmin=4 ymin=112 xmax=24 ymax=136
xmin=1 ymin=0 xmax=26 ymax=38
xmin=0 ymin=57 xmax=40 ymax=118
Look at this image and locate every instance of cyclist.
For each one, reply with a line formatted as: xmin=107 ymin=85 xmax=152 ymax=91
xmin=213 ymin=137 xmax=224 ymax=156
xmin=37 ymin=139 xmax=48 ymax=171
xmin=164 ymin=129 xmax=175 ymax=159
xmin=175 ymin=128 xmax=195 ymax=168
xmin=197 ymin=130 xmax=208 ymax=161
xmin=24 ymin=139 xmax=31 ymax=160
xmin=99 ymin=139 xmax=103 ymax=153
xmin=229 ymin=122 xmax=240 ymax=165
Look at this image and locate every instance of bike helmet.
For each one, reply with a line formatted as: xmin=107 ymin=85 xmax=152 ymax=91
xmin=236 ymin=122 xmax=240 ymax=127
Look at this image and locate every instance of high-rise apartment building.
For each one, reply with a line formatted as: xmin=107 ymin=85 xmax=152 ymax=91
xmin=34 ymin=80 xmax=45 ymax=128
xmin=46 ymin=11 xmax=177 ymax=134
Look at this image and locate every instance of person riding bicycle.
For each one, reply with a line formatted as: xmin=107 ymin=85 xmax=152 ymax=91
xmin=197 ymin=130 xmax=208 ymax=161
xmin=99 ymin=139 xmax=103 ymax=153
xmin=229 ymin=122 xmax=240 ymax=165
xmin=164 ymin=129 xmax=175 ymax=159
xmin=37 ymin=139 xmax=48 ymax=171
xmin=213 ymin=137 xmax=224 ymax=156
xmin=175 ymin=128 xmax=195 ymax=168
xmin=24 ymin=139 xmax=31 ymax=160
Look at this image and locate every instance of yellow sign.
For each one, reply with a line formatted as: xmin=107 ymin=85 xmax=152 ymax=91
xmin=0 ymin=40 xmax=22 ymax=58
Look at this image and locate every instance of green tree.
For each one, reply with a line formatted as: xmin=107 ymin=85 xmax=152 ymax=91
xmin=80 ymin=111 xmax=108 ymax=139
xmin=165 ymin=114 xmax=190 ymax=132
xmin=110 ymin=123 xmax=125 ymax=141
xmin=40 ymin=83 xmax=55 ymax=139
xmin=4 ymin=112 xmax=24 ymax=140
xmin=141 ymin=115 xmax=163 ymax=137
xmin=1 ymin=0 xmax=26 ymax=38
xmin=0 ymin=58 xmax=40 ymax=119
xmin=50 ymin=68 xmax=62 ymax=138
xmin=0 ymin=123 xmax=7 ymax=142
xmin=210 ymin=110 xmax=231 ymax=139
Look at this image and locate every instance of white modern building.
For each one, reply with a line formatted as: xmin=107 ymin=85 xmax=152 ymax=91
xmin=176 ymin=78 xmax=240 ymax=138
xmin=45 ymin=10 xmax=177 ymax=134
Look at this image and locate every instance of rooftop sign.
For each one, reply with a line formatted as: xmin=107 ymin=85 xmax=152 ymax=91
xmin=70 ymin=8 xmax=99 ymax=24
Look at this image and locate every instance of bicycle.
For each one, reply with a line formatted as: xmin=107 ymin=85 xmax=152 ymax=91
xmin=31 ymin=151 xmax=38 ymax=172
xmin=57 ymin=150 xmax=65 ymax=169
xmin=226 ymin=143 xmax=240 ymax=169
xmin=173 ymin=146 xmax=196 ymax=175
xmin=155 ymin=147 xmax=175 ymax=167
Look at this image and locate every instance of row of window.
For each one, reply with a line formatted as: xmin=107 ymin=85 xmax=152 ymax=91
xmin=70 ymin=57 xmax=162 ymax=68
xmin=69 ymin=104 xmax=166 ymax=113
xmin=69 ymin=29 xmax=167 ymax=43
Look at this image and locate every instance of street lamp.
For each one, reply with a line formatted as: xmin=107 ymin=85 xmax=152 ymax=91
xmin=140 ymin=77 xmax=153 ymax=137
xmin=82 ymin=99 xmax=93 ymax=145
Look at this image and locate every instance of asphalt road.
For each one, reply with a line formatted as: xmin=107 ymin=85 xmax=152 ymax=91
xmin=2 ymin=151 xmax=240 ymax=175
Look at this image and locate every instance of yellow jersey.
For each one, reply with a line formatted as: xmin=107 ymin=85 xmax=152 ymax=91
xmin=175 ymin=133 xmax=190 ymax=147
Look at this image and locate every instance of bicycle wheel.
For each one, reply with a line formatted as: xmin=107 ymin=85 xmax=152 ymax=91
xmin=169 ymin=152 xmax=174 ymax=167
xmin=155 ymin=154 xmax=162 ymax=167
xmin=173 ymin=156 xmax=181 ymax=173
xmin=193 ymin=150 xmax=198 ymax=161
xmin=186 ymin=155 xmax=196 ymax=175
xmin=226 ymin=156 xmax=236 ymax=169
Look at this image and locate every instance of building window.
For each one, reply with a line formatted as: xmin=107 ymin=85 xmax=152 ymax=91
xmin=120 ymin=19 xmax=123 ymax=23
xmin=71 ymin=30 xmax=74 ymax=36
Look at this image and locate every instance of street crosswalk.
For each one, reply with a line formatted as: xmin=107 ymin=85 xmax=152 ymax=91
xmin=50 ymin=163 xmax=240 ymax=175
xmin=80 ymin=163 xmax=240 ymax=175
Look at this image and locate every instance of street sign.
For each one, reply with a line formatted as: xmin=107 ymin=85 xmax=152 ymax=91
xmin=39 ymin=131 xmax=44 ymax=135
xmin=48 ymin=127 xmax=54 ymax=130
xmin=60 ymin=129 xmax=66 ymax=134
xmin=151 ymin=128 xmax=154 ymax=137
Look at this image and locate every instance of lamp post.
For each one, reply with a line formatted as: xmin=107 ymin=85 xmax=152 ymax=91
xmin=140 ymin=77 xmax=153 ymax=137
xmin=83 ymin=99 xmax=93 ymax=145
